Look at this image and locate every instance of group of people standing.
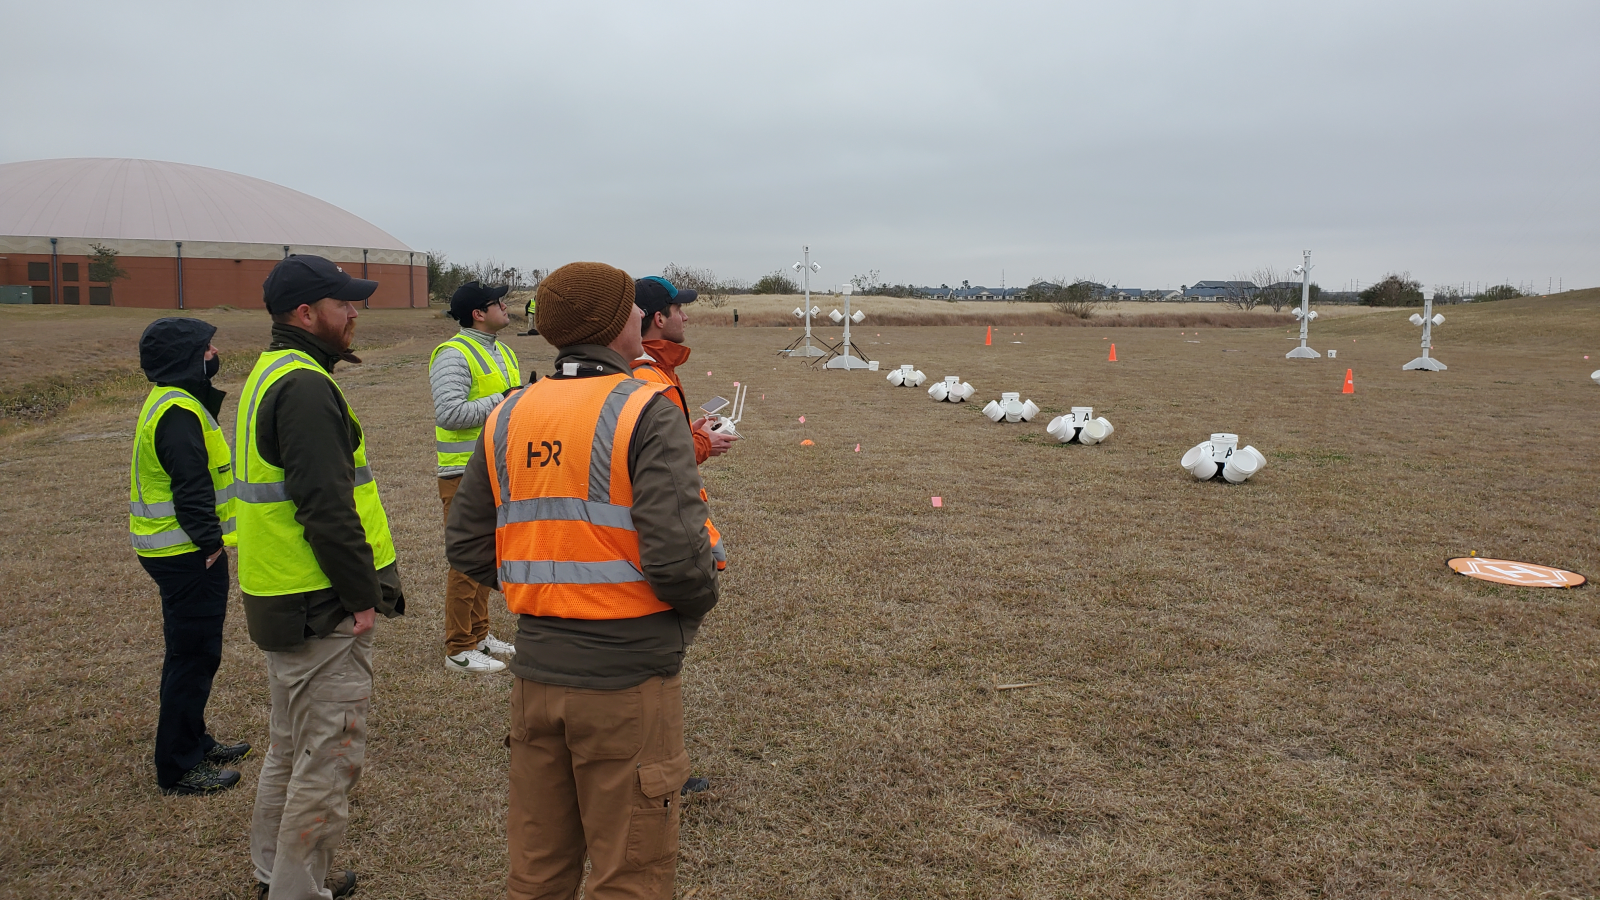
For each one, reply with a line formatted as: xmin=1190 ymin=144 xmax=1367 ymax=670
xmin=130 ymin=255 xmax=734 ymax=899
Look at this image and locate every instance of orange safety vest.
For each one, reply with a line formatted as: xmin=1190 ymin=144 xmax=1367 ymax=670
xmin=631 ymin=356 xmax=726 ymax=570
xmin=485 ymin=372 xmax=707 ymax=620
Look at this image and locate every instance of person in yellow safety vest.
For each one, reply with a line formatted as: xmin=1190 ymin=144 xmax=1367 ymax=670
xmin=130 ymin=317 xmax=251 ymax=797
xmin=445 ymin=262 xmax=719 ymax=900
xmin=238 ymin=255 xmax=404 ymax=900
xmin=519 ymin=289 xmax=538 ymax=336
xmin=431 ymin=280 xmax=521 ymax=674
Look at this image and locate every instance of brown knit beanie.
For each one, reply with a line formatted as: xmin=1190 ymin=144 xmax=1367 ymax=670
xmin=534 ymin=262 xmax=636 ymax=348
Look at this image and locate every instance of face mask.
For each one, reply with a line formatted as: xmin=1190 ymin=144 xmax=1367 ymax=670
xmin=205 ymin=354 xmax=221 ymax=379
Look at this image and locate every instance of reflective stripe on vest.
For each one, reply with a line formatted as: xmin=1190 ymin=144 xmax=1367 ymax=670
xmin=233 ymin=350 xmax=397 ymax=596
xmin=487 ymin=373 xmax=684 ymax=620
xmin=431 ymin=334 xmax=521 ymax=467
xmin=629 ymin=357 xmax=728 ymax=571
xmin=128 ymin=386 xmax=237 ymax=557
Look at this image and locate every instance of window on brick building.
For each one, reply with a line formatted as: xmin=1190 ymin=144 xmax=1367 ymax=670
xmin=31 ymin=286 xmax=51 ymax=304
xmin=89 ymin=286 xmax=112 ymax=306
xmin=27 ymin=262 xmax=50 ymax=281
xmin=62 ymin=286 xmax=80 ymax=304
xmin=61 ymin=263 xmax=80 ymax=281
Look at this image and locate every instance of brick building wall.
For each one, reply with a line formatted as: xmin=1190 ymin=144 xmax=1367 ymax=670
xmin=1 ymin=241 xmax=426 ymax=309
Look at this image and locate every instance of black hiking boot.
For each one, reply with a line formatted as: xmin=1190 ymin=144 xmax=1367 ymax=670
xmin=204 ymin=740 xmax=252 ymax=765
xmin=160 ymin=761 xmax=241 ymax=796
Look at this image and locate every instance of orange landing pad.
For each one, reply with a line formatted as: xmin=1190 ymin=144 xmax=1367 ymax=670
xmin=1447 ymin=557 xmax=1586 ymax=588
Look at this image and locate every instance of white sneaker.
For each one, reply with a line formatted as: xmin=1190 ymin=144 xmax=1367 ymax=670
xmin=479 ymin=634 xmax=515 ymax=660
xmin=445 ymin=649 xmax=506 ymax=674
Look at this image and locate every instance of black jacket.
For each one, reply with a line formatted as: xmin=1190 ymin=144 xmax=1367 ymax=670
xmin=241 ymin=324 xmax=405 ymax=652
xmin=138 ymin=318 xmax=227 ymax=557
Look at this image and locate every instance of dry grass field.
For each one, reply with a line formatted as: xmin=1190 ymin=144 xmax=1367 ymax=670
xmin=1 ymin=291 xmax=1598 ymax=898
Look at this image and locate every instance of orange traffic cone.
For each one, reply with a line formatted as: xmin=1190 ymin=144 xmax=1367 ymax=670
xmin=985 ymin=326 xmax=992 ymax=346
xmin=1342 ymin=369 xmax=1354 ymax=394
xmin=1108 ymin=343 xmax=1118 ymax=362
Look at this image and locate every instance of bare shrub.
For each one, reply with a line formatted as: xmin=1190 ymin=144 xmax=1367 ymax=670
xmin=1360 ymin=273 xmax=1424 ymax=307
xmin=1222 ymin=274 xmax=1260 ymax=311
xmin=751 ymin=271 xmax=799 ymax=294
xmin=1023 ymin=278 xmax=1103 ymax=318
xmin=662 ymin=263 xmax=742 ymax=309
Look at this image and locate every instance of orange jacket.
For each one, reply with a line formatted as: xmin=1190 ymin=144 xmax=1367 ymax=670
xmin=632 ymin=339 xmax=712 ymax=465
xmin=483 ymin=373 xmax=681 ymax=620
xmin=631 ymin=340 xmax=726 ymax=571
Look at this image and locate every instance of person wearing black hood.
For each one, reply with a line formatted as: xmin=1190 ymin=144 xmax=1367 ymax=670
xmin=130 ymin=317 xmax=251 ymax=796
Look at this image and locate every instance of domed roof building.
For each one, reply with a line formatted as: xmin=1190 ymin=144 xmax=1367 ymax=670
xmin=0 ymin=158 xmax=424 ymax=308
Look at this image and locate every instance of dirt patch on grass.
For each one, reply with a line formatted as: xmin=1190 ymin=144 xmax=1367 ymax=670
xmin=2 ymin=294 xmax=1598 ymax=897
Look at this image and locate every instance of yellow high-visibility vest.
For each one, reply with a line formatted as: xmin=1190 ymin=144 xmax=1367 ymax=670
xmin=128 ymin=386 xmax=237 ymax=557
xmin=232 ymin=350 xmax=396 ymax=596
xmin=430 ymin=334 xmax=521 ymax=468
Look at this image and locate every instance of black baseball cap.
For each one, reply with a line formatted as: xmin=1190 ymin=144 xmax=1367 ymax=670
xmin=635 ymin=276 xmax=697 ymax=322
xmin=449 ymin=281 xmax=511 ymax=325
xmin=262 ymin=255 xmax=378 ymax=314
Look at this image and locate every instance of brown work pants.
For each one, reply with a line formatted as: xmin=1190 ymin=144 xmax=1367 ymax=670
xmin=439 ymin=475 xmax=492 ymax=654
xmin=508 ymin=675 xmax=691 ymax=900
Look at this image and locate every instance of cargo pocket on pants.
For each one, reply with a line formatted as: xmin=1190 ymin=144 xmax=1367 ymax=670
xmin=627 ymin=749 xmax=691 ymax=867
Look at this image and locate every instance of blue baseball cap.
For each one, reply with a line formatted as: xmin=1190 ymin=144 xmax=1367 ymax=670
xmin=635 ymin=276 xmax=697 ymax=321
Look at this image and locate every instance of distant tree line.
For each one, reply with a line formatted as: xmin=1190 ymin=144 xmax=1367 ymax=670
xmin=1358 ymin=274 xmax=1522 ymax=306
xmin=426 ymin=251 xmax=546 ymax=304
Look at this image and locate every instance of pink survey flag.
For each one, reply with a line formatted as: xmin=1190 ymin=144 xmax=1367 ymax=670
xmin=854 ymin=444 xmax=860 ymax=452
xmin=931 ymin=497 xmax=943 ymax=508
xmin=798 ymin=416 xmax=805 ymax=423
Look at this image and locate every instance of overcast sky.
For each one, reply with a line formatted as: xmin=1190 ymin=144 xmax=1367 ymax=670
xmin=6 ymin=0 xmax=1597 ymax=292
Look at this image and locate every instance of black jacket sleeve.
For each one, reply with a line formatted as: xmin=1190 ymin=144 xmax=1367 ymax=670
xmin=152 ymin=406 xmax=224 ymax=556
xmin=445 ymin=440 xmax=501 ymax=590
xmin=258 ymin=370 xmax=383 ymax=614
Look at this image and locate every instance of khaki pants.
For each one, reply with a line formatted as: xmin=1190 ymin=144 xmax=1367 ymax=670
xmin=439 ymin=475 xmax=492 ymax=654
xmin=509 ymin=675 xmax=691 ymax=900
xmin=250 ymin=619 xmax=373 ymax=900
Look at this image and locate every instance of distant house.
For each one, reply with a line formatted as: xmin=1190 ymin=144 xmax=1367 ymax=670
xmin=915 ymin=285 xmax=1021 ymax=300
xmin=1183 ymin=280 xmax=1254 ymax=301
